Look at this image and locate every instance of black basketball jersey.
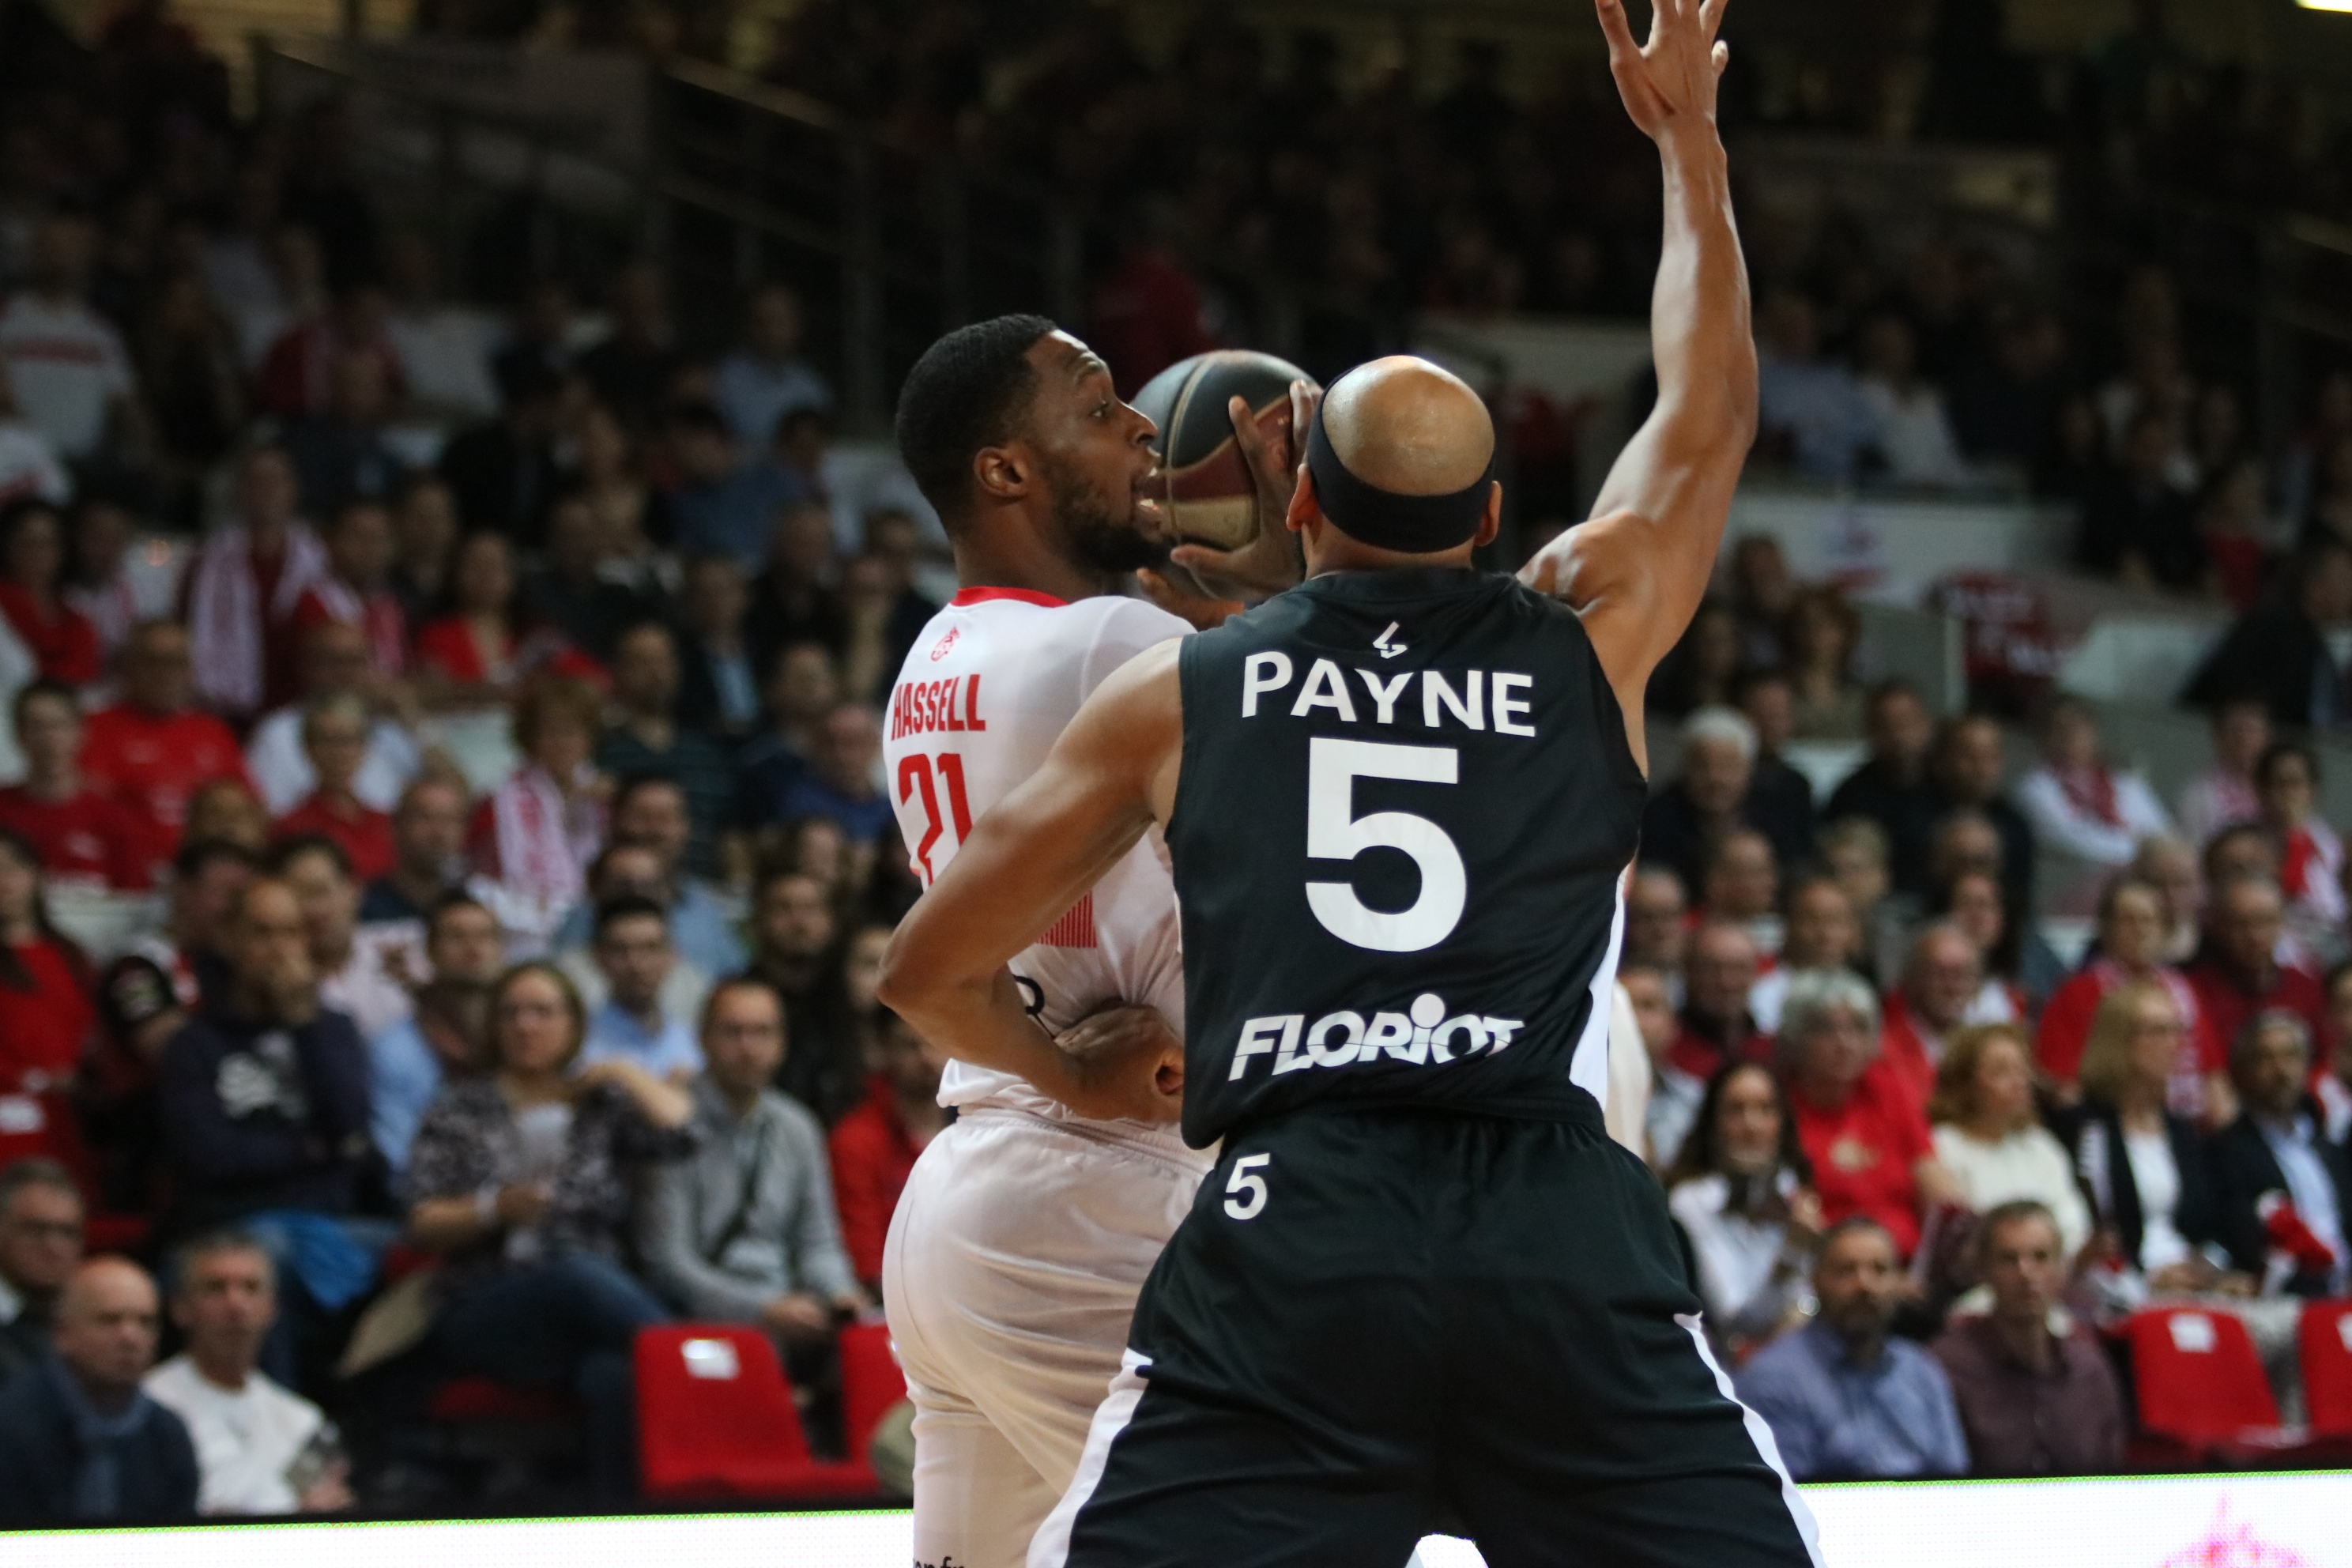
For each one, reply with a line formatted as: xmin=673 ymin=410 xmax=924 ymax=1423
xmin=1165 ymin=567 xmax=1647 ymax=1148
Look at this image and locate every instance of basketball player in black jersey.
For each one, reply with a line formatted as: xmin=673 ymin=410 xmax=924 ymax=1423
xmin=880 ymin=0 xmax=1820 ymax=1563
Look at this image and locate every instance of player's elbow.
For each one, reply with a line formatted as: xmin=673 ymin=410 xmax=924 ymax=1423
xmin=873 ymin=927 xmax=929 ymax=1020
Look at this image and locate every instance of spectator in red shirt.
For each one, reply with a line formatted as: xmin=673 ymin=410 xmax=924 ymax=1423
xmin=2034 ymin=876 xmax=2231 ymax=1125
xmin=254 ymin=283 xmax=405 ymax=420
xmin=271 ymin=693 xmax=395 ymax=884
xmin=2187 ymin=875 xmax=2328 ymax=1065
xmin=289 ymin=498 xmax=406 ymax=683
xmin=1879 ymin=923 xmax=1984 ymax=1113
xmin=180 ymin=445 xmax=329 ymax=722
xmin=828 ymin=1008 xmax=948 ymax=1289
xmin=0 ymin=828 xmax=97 ymax=1183
xmin=80 ymin=619 xmax=252 ymax=875
xmin=0 ymin=680 xmax=148 ymax=891
xmin=0 ymin=499 xmax=100 ymax=686
xmin=1780 ymin=967 xmax=1963 ymax=1258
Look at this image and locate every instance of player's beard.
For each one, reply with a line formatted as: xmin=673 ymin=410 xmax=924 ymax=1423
xmin=1039 ymin=449 xmax=1163 ymax=576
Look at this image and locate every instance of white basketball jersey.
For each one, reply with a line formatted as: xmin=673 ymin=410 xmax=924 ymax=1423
xmin=884 ymin=586 xmax=1193 ymax=1116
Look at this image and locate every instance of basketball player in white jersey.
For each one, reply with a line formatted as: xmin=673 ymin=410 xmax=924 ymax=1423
xmin=879 ymin=315 xmax=1309 ymax=1568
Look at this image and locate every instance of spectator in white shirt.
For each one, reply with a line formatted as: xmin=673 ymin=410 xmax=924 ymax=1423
xmin=712 ymin=284 xmax=832 ymax=450
xmin=142 ymin=1232 xmax=349 ymax=1515
xmin=581 ymin=895 xmax=702 ymax=1081
xmin=1856 ymin=313 xmax=1970 ymax=489
xmin=0 ymin=216 xmax=144 ymax=462
xmin=245 ymin=618 xmax=420 ymax=816
xmin=1664 ymin=1060 xmax=1823 ymax=1359
xmin=381 ymin=233 xmax=497 ymax=427
xmin=1928 ymin=1024 xmax=2094 ymax=1261
xmin=0 ymin=363 xmax=68 ymax=509
xmin=2016 ymin=695 xmax=2173 ymax=869
xmin=2177 ymin=697 xmax=2270 ymax=848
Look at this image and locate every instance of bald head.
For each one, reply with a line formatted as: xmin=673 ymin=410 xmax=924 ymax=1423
xmin=1322 ymin=357 xmax=1496 ymax=496
xmin=55 ymin=1257 xmax=160 ymax=1398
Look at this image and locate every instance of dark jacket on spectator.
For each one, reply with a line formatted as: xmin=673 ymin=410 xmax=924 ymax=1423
xmin=2060 ymin=1099 xmax=2225 ymax=1273
xmin=438 ymin=419 xmax=561 ymax=547
xmin=1928 ymin=1314 xmax=2125 ymax=1476
xmin=2183 ymin=598 xmax=2350 ymax=731
xmin=2206 ymin=1102 xmax=2352 ymax=1297
xmin=1827 ymin=760 xmax=1943 ymax=895
xmin=2077 ymin=471 xmax=2203 ymax=590
xmin=1935 ymin=789 xmax=2036 ymax=904
xmin=0 ymin=1357 xmax=198 ymax=1525
xmin=158 ymin=1004 xmax=374 ymax=1233
xmin=1747 ymin=756 xmax=1820 ymax=876
xmin=0 ymin=1298 xmax=50 ymax=1389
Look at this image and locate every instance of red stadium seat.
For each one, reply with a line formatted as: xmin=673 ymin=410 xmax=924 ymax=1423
xmin=2124 ymin=1308 xmax=2284 ymax=1464
xmin=429 ymin=1378 xmax=580 ymax=1423
xmin=635 ymin=1325 xmax=876 ymax=1501
xmin=836 ymin=1321 xmax=909 ymax=1466
xmin=2300 ymin=1301 xmax=2352 ymax=1437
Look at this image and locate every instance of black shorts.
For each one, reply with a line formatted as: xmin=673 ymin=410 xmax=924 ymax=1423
xmin=1034 ymin=1105 xmax=1822 ymax=1568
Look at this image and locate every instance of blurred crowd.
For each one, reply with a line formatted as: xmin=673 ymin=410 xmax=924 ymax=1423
xmin=0 ymin=0 xmax=2349 ymax=1527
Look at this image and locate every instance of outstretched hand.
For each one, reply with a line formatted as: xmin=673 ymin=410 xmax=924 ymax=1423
xmin=1596 ymin=0 xmax=1730 ymax=148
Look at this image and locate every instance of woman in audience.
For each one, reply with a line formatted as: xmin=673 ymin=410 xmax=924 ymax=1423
xmin=1647 ymin=600 xmax=1742 ymax=719
xmin=574 ymin=401 xmax=673 ymax=594
xmin=389 ymin=473 xmax=460 ymax=631
xmin=2033 ymin=874 xmax=2229 ymax=1122
xmin=2015 ymin=695 xmax=2173 ymax=871
xmin=1664 ymin=1061 xmax=1822 ymax=1358
xmin=406 ymin=962 xmax=695 ymax=1497
xmin=467 ymin=677 xmax=608 ymax=949
xmin=1777 ymin=967 xmax=1963 ymax=1259
xmin=413 ymin=531 xmax=533 ymax=711
xmin=1936 ymin=869 xmax=2029 ymax=1023
xmin=1927 ymin=1023 xmax=2092 ymax=1261
xmin=0 ymin=499 xmax=101 ymax=686
xmin=2060 ymin=982 xmax=2246 ymax=1306
xmin=1780 ymin=586 xmax=1864 ymax=741
xmin=839 ymin=919 xmax=895 ymax=1072
xmin=0 ymin=828 xmax=96 ymax=1176
xmin=2253 ymin=740 xmax=2346 ymax=952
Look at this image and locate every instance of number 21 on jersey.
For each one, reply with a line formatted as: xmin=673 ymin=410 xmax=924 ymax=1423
xmin=899 ymin=752 xmax=973 ymax=884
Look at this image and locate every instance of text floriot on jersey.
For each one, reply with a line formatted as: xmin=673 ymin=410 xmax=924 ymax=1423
xmin=1228 ymin=992 xmax=1526 ymax=1081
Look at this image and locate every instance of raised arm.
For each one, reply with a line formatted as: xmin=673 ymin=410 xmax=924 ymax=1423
xmin=876 ymin=639 xmax=1188 ymax=1123
xmin=1520 ymin=0 xmax=1755 ymax=771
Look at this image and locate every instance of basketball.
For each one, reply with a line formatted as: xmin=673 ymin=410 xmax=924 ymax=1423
xmin=1130 ymin=349 xmax=1313 ymax=552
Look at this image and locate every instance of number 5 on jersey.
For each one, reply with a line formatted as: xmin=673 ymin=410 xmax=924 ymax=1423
xmin=1305 ymin=738 xmax=1465 ymax=953
xmin=1223 ymin=1153 xmax=1272 ymax=1221
xmin=899 ymin=752 xmax=974 ymax=884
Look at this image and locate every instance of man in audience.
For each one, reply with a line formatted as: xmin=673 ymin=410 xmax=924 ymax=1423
xmin=0 ymin=214 xmax=144 ymax=466
xmin=1931 ymin=1201 xmax=2125 ymax=1476
xmin=1755 ymin=290 xmax=1878 ymax=482
xmin=744 ymin=866 xmax=858 ymax=1124
xmin=639 ymin=978 xmax=864 ymax=1356
xmin=523 ymin=495 xmax=657 ymax=665
xmin=675 ymin=553 xmax=763 ymax=741
xmin=1879 ymin=923 xmax=1985 ymax=1110
xmin=0 ymin=1257 xmax=196 ymax=1525
xmin=281 ymin=356 xmax=401 ymax=520
xmin=828 ymin=1008 xmax=947 ymax=1291
xmin=143 ymin=1233 xmax=349 ymax=1515
xmin=183 ymin=444 xmax=329 ymax=721
xmin=772 ymin=701 xmax=891 ymax=846
xmin=1698 ymin=828 xmax=1781 ymax=953
xmin=2188 ymin=876 xmax=2328 ymax=1057
xmin=714 ymin=283 xmax=833 ymax=449
xmin=270 ymin=835 xmax=410 ymax=1042
xmin=288 ymin=497 xmax=408 ymax=680
xmin=560 ymin=775 xmax=746 ymax=979
xmin=0 ymin=1160 xmax=82 ymax=1387
xmin=578 ymin=262 xmax=683 ymax=435
xmin=2185 ymin=541 xmax=2352 ymax=732
xmin=582 ymin=895 xmax=702 ymax=1080
xmin=1928 ymin=714 xmax=2034 ymax=903
xmin=158 ymin=875 xmax=375 ymax=1379
xmin=0 ymin=680 xmax=147 ymax=891
xmin=556 ymin=843 xmax=716 ymax=1025
xmin=2133 ymin=834 xmax=2203 ymax=966
xmin=247 ymin=620 xmax=421 ymax=819
xmin=1735 ymin=1218 xmax=1968 ymax=1480
xmin=2209 ymin=1011 xmax=2350 ymax=1297
xmin=438 ymin=356 xmax=564 ymax=542
xmin=1638 ymin=707 xmax=1762 ymax=894
xmin=1751 ymin=874 xmax=1863 ymax=1034
xmin=1623 ymin=866 xmax=1690 ymax=999
xmin=357 ymin=775 xmax=469 ymax=926
xmin=1621 ymin=963 xmax=1696 ymax=1168
xmin=1735 ymin=668 xmax=1819 ymax=872
xmin=666 ymin=403 xmax=804 ymax=571
xmin=596 ymin=624 xmax=735 ymax=880
xmin=1827 ymin=681 xmax=1943 ymax=895
xmin=81 ymin=619 xmax=252 ymax=876
xmin=367 ymin=893 xmax=503 ymax=1178
xmin=737 ymin=639 xmax=841 ymax=825
xmin=1672 ymin=920 xmax=1768 ymax=1090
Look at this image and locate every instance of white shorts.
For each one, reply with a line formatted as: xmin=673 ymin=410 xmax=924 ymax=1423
xmin=884 ymin=1106 xmax=1207 ymax=1568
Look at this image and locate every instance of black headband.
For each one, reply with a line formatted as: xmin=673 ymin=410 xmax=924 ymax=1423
xmin=1303 ymin=383 xmax=1494 ymax=553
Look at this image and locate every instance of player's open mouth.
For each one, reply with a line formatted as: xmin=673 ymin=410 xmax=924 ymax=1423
xmin=1133 ymin=481 xmax=1166 ymax=526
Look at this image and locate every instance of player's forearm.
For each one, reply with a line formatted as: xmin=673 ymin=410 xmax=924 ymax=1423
xmin=879 ymin=962 xmax=1076 ymax=1095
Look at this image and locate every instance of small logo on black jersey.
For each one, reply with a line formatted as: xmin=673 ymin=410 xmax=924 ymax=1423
xmin=1371 ymin=621 xmax=1408 ymax=659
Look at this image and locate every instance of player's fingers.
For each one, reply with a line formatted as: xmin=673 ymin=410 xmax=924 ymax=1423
xmin=1227 ymin=394 xmax=1276 ymax=483
xmin=1700 ymin=0 xmax=1730 ymax=39
xmin=1593 ymin=0 xmax=1643 ymax=70
xmin=1713 ymin=39 xmax=1730 ymax=77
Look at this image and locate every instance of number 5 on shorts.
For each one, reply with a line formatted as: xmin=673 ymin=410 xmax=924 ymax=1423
xmin=1223 ymin=1154 xmax=1272 ymax=1220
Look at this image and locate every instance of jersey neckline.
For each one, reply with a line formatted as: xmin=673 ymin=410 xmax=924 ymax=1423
xmin=951 ymin=586 xmax=1069 ymax=609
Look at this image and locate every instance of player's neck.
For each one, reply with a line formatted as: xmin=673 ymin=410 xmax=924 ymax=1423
xmin=950 ymin=530 xmax=1117 ymax=605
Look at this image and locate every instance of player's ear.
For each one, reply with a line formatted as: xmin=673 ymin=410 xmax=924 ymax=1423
xmin=1285 ymin=466 xmax=1317 ymax=536
xmin=1474 ymin=481 xmax=1503 ymax=548
xmin=971 ymin=442 xmax=1031 ymax=503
